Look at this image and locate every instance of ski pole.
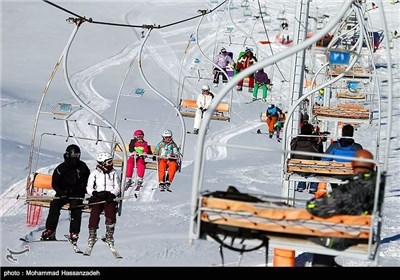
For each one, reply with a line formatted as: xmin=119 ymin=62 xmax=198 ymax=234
xmin=24 ymin=195 xmax=84 ymax=201
xmin=71 ymin=194 xmax=139 ymax=209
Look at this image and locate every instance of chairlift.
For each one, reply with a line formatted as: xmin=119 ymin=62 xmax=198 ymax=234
xmin=241 ymin=0 xmax=249 ymax=8
xmin=51 ymin=102 xmax=82 ymax=116
xmin=243 ymin=7 xmax=252 ymax=17
xmin=225 ymin=26 xmax=234 ymax=34
xmin=263 ymin=15 xmax=272 ymax=24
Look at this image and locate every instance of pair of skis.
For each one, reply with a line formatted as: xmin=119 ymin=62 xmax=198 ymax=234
xmin=245 ymin=98 xmax=267 ymax=104
xmin=20 ymin=235 xmax=122 ymax=258
xmin=19 ymin=235 xmax=82 ymax=254
xmin=83 ymin=237 xmax=122 ymax=259
xmin=253 ymin=129 xmax=282 ymax=142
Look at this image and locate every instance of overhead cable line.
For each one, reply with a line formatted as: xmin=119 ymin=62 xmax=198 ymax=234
xmin=43 ymin=0 xmax=228 ymax=29
xmin=256 ymin=0 xmax=288 ymax=82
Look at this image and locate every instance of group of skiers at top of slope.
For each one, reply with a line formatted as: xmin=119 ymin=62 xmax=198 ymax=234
xmin=40 ymin=128 xmax=180 ymax=247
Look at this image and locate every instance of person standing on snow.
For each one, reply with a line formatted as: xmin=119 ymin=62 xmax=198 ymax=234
xmin=252 ymin=68 xmax=270 ymax=102
xmin=125 ymin=129 xmax=152 ymax=190
xmin=154 ymin=129 xmax=180 ymax=192
xmin=212 ymin=47 xmax=235 ymax=87
xmin=86 ymin=152 xmax=121 ymax=247
xmin=193 ymin=85 xmax=214 ymax=135
xmin=41 ymin=144 xmax=90 ymax=243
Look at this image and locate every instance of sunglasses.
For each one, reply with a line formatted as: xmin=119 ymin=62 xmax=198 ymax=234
xmin=102 ymin=159 xmax=113 ymax=166
xmin=135 ymin=134 xmax=144 ymax=137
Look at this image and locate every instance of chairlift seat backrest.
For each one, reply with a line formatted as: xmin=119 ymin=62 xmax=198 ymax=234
xmin=347 ymin=81 xmax=360 ymax=92
xmin=135 ymin=88 xmax=145 ymax=95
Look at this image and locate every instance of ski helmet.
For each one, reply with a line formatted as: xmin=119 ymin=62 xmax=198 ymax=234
xmin=351 ymin=149 xmax=375 ymax=170
xmin=65 ymin=144 xmax=81 ymax=159
xmin=64 ymin=144 xmax=81 ymax=166
xmin=134 ymin=129 xmax=144 ymax=136
xmin=162 ymin=129 xmax=173 ymax=138
xmin=221 ymin=47 xmax=226 ymax=53
xmin=268 ymin=104 xmax=274 ymax=109
xmin=96 ymin=152 xmax=113 ymax=172
xmin=96 ymin=152 xmax=112 ymax=164
xmin=202 ymin=85 xmax=210 ymax=91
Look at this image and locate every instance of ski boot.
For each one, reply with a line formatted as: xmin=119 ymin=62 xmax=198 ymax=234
xmin=69 ymin=232 xmax=79 ymax=243
xmin=41 ymin=229 xmax=56 ymax=241
xmin=105 ymin=224 xmax=115 ymax=247
xmin=164 ymin=181 xmax=172 ymax=192
xmin=125 ymin=178 xmax=133 ymax=191
xmin=88 ymin=228 xmax=97 ymax=246
xmin=134 ymin=178 xmax=143 ymax=192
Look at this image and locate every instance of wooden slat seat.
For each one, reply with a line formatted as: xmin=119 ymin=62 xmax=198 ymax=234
xmin=337 ymin=91 xmax=366 ymax=100
xmin=327 ymin=66 xmax=372 ymax=79
xmin=287 ymin=159 xmax=354 ymax=175
xmin=313 ymin=105 xmax=371 ymax=120
xmin=26 ymin=200 xmax=91 ymax=212
xmin=201 ymin=196 xmax=371 ymax=239
xmin=26 ymin=173 xmax=90 ymax=213
xmin=179 ymin=99 xmax=230 ymax=121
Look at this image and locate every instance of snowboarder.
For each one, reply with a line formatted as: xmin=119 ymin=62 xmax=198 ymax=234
xmin=86 ymin=152 xmax=121 ymax=247
xmin=41 ymin=144 xmax=90 ymax=242
xmin=154 ymin=129 xmax=180 ymax=191
xmin=125 ymin=129 xmax=152 ymax=190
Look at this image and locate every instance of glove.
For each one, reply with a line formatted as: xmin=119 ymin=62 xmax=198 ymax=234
xmin=202 ymin=108 xmax=207 ymax=112
xmin=106 ymin=193 xmax=116 ymax=204
xmin=59 ymin=190 xmax=69 ymax=200
xmin=199 ymin=107 xmax=204 ymax=111
xmin=92 ymin=191 xmax=108 ymax=200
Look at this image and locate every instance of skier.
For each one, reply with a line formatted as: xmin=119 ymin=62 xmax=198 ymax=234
xmin=265 ymin=104 xmax=283 ymax=139
xmin=252 ymin=68 xmax=270 ymax=102
xmin=86 ymin=152 xmax=121 ymax=247
xmin=236 ymin=47 xmax=257 ymax=92
xmin=154 ymin=129 xmax=180 ymax=191
xmin=193 ymin=85 xmax=214 ymax=134
xmin=212 ymin=47 xmax=235 ymax=87
xmin=41 ymin=144 xmax=90 ymax=242
xmin=125 ymin=129 xmax=152 ymax=190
